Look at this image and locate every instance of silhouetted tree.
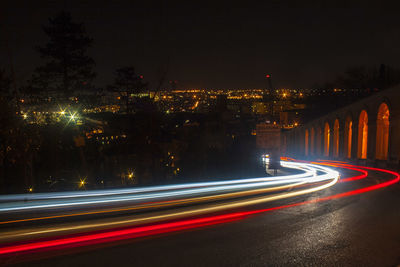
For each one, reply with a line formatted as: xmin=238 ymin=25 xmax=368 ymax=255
xmin=109 ymin=66 xmax=147 ymax=113
xmin=336 ymin=64 xmax=400 ymax=92
xmin=0 ymin=97 xmax=41 ymax=193
xmin=305 ymin=64 xmax=400 ymax=121
xmin=32 ymin=11 xmax=96 ymax=96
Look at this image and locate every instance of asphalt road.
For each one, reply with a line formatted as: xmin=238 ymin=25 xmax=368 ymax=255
xmin=3 ymin=164 xmax=400 ymax=267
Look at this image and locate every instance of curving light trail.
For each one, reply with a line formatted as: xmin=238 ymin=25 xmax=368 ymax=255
xmin=0 ymin=161 xmax=332 ymax=213
xmin=4 ymin=159 xmax=398 ymax=259
xmin=0 ymin=160 xmax=339 ymax=243
xmin=0 ymin=161 xmax=315 ymax=202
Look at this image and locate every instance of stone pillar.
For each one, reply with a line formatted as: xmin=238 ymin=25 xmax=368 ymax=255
xmin=296 ymin=130 xmax=302 ymax=157
xmin=351 ymin=118 xmax=358 ymax=160
xmin=367 ymin=116 xmax=377 ymax=162
xmin=329 ymin=126 xmax=333 ymax=158
xmin=339 ymin=120 xmax=345 ymax=159
xmin=317 ymin=126 xmax=322 ymax=156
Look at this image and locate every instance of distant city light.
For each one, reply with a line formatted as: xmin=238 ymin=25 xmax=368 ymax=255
xmin=79 ymin=178 xmax=86 ymax=188
xmin=67 ymin=111 xmax=79 ymax=123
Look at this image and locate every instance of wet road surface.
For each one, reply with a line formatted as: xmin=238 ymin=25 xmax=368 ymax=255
xmin=2 ymin=163 xmax=400 ymax=266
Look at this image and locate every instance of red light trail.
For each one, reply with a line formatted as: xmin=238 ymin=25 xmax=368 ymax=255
xmin=0 ymin=162 xmax=398 ymax=258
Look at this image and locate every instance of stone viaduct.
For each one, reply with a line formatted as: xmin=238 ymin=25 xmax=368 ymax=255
xmin=284 ymin=86 xmax=400 ymax=167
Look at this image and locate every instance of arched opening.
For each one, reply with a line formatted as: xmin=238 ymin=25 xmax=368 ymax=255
xmin=316 ymin=127 xmax=322 ymax=155
xmin=305 ymin=129 xmax=309 ymax=156
xmin=310 ymin=127 xmax=315 ymax=155
xmin=344 ymin=117 xmax=352 ymax=159
xmin=324 ymin=122 xmax=330 ymax=157
xmin=357 ymin=110 xmax=368 ymax=159
xmin=333 ymin=119 xmax=339 ymax=157
xmin=376 ymin=103 xmax=389 ymax=160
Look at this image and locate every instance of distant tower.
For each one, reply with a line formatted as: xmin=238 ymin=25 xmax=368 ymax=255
xmin=264 ymin=74 xmax=276 ymax=121
xmin=265 ymin=74 xmax=274 ymax=95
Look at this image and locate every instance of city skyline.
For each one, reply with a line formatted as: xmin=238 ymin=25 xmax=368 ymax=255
xmin=2 ymin=1 xmax=400 ymax=90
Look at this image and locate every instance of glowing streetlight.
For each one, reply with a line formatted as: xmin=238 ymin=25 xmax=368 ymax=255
xmin=67 ymin=111 xmax=79 ymax=123
xmin=79 ymin=178 xmax=86 ymax=188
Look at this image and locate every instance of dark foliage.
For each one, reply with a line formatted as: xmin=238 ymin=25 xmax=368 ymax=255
xmin=30 ymin=11 xmax=96 ymax=95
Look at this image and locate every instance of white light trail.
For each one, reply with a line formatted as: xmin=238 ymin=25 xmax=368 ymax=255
xmin=0 ymin=161 xmax=338 ymax=213
xmin=0 ymin=161 xmax=339 ymax=241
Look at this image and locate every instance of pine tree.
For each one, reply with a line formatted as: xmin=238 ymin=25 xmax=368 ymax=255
xmin=33 ymin=11 xmax=96 ymax=96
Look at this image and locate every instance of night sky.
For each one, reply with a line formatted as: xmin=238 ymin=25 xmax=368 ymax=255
xmin=2 ymin=1 xmax=400 ymax=89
